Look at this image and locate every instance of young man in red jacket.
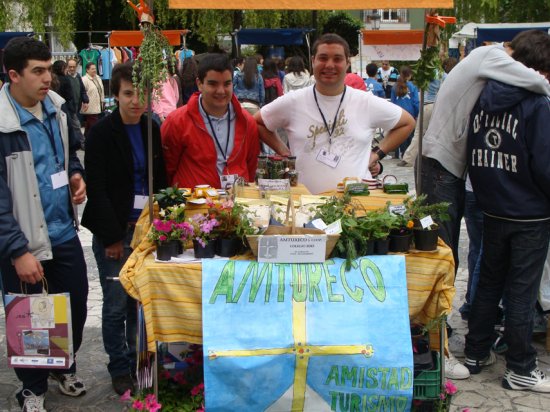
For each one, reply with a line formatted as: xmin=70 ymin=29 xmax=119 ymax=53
xmin=161 ymin=53 xmax=260 ymax=189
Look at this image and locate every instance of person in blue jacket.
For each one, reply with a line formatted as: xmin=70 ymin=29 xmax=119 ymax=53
xmin=364 ymin=63 xmax=385 ymax=98
xmin=463 ymin=30 xmax=550 ymax=393
xmin=233 ymin=56 xmax=264 ymax=116
xmin=391 ymin=66 xmax=419 ymax=159
xmin=0 ymin=37 xmax=88 ymax=411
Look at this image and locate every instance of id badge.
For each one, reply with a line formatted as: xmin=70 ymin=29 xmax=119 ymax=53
xmin=220 ymin=174 xmax=238 ymax=189
xmin=51 ymin=171 xmax=69 ymax=189
xmin=316 ymin=147 xmax=341 ymax=168
xmin=134 ymin=195 xmax=148 ymax=210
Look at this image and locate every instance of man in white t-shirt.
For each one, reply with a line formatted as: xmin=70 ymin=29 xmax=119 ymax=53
xmin=254 ymin=33 xmax=415 ymax=194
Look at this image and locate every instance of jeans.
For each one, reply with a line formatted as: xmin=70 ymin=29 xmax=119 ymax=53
xmin=92 ymin=229 xmax=137 ymax=378
xmin=1 ymin=236 xmax=88 ymax=396
xmin=418 ymin=156 xmax=465 ymax=273
xmin=465 ymin=216 xmax=550 ymax=374
xmin=461 ymin=190 xmax=484 ymax=313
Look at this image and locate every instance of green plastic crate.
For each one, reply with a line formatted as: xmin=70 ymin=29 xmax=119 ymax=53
xmin=413 ymin=352 xmax=441 ymax=399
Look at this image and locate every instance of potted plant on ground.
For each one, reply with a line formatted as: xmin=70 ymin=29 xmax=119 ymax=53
xmin=208 ymin=199 xmax=259 ymax=257
xmin=406 ymin=194 xmax=451 ymax=251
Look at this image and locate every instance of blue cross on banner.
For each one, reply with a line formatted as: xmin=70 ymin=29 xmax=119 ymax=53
xmin=202 ymin=256 xmax=413 ymax=411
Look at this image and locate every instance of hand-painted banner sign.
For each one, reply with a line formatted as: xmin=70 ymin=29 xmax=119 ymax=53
xmin=202 ymin=256 xmax=413 ymax=412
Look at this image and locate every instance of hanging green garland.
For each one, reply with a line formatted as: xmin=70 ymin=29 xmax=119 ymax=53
xmin=132 ymin=23 xmax=175 ymax=104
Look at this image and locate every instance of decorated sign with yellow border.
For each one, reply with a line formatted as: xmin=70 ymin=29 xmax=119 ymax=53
xmin=202 ymin=257 xmax=413 ymax=411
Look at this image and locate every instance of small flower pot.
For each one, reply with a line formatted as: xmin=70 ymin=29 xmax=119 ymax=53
xmin=374 ymin=238 xmax=390 ymax=255
xmin=365 ymin=240 xmax=375 ymax=256
xmin=169 ymin=239 xmax=183 ymax=256
xmin=216 ymin=238 xmax=241 ymax=258
xmin=156 ymin=241 xmax=178 ymax=261
xmin=193 ymin=239 xmax=217 ymax=259
xmin=413 ymin=227 xmax=439 ymax=251
xmin=389 ymin=230 xmax=412 ymax=253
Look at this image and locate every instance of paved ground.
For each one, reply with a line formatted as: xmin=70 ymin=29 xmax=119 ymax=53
xmin=0 ymin=155 xmax=549 ymax=411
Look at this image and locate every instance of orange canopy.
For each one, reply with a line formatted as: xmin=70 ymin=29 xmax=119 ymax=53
xmin=169 ymin=0 xmax=453 ymax=9
xmin=108 ymin=30 xmax=189 ymax=47
xmin=362 ymin=30 xmax=424 ymax=45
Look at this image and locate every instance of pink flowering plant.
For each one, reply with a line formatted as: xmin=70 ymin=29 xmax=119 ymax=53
xmin=148 ymin=204 xmax=193 ymax=245
xmin=121 ymin=345 xmax=205 ymax=412
xmin=188 ymin=213 xmax=219 ymax=247
xmin=412 ymin=379 xmax=457 ymax=412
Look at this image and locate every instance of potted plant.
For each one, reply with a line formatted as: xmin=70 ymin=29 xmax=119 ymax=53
xmin=387 ymin=201 xmax=415 ymax=253
xmin=314 ymin=194 xmax=365 ymax=270
xmin=405 ymin=194 xmax=450 ymax=251
xmin=154 ymin=185 xmax=190 ymax=210
xmin=361 ymin=209 xmax=399 ymax=255
xmin=208 ymin=199 xmax=259 ymax=257
xmin=148 ymin=204 xmax=193 ymax=260
xmin=188 ymin=213 xmax=220 ymax=259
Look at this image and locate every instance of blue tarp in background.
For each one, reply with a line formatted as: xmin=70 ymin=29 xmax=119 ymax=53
xmin=235 ymin=28 xmax=313 ymax=46
xmin=476 ymin=25 xmax=550 ymax=47
xmin=0 ymin=32 xmax=34 ymax=49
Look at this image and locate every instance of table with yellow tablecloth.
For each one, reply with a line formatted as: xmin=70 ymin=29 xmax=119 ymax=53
xmin=121 ymin=185 xmax=454 ymax=353
xmin=120 ymin=237 xmax=455 ymax=353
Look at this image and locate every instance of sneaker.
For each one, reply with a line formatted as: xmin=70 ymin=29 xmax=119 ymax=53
xmin=502 ymin=368 xmax=550 ymax=393
xmin=49 ymin=372 xmax=86 ymax=397
xmin=112 ymin=374 xmax=135 ymax=396
xmin=444 ymin=352 xmax=470 ymax=380
xmin=464 ymin=351 xmax=497 ymax=374
xmin=20 ymin=389 xmax=47 ymax=412
xmin=397 ymin=160 xmax=412 ymax=167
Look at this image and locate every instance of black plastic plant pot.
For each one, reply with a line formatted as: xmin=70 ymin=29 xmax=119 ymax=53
xmin=374 ymin=238 xmax=390 ymax=255
xmin=365 ymin=240 xmax=375 ymax=256
xmin=389 ymin=230 xmax=412 ymax=253
xmin=413 ymin=228 xmax=439 ymax=251
xmin=156 ymin=242 xmax=177 ymax=261
xmin=193 ymin=239 xmax=217 ymax=259
xmin=216 ymin=238 xmax=241 ymax=258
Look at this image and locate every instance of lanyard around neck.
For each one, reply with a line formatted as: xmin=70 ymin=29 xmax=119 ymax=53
xmin=313 ymin=86 xmax=346 ymax=146
xmin=40 ymin=111 xmax=62 ymax=168
xmin=201 ymin=100 xmax=231 ymax=161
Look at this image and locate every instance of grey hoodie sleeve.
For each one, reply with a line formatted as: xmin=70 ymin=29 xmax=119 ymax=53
xmin=479 ymin=47 xmax=550 ymax=96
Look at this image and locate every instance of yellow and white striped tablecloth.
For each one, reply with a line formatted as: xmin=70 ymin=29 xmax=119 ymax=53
xmin=120 ymin=237 xmax=455 ymax=353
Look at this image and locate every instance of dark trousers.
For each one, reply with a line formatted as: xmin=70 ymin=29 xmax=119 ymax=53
xmin=1 ymin=236 xmax=88 ymax=396
xmin=465 ymin=216 xmax=550 ymax=374
xmin=92 ymin=229 xmax=137 ymax=378
xmin=418 ymin=156 xmax=465 ymax=273
xmin=463 ymin=190 xmax=484 ymax=304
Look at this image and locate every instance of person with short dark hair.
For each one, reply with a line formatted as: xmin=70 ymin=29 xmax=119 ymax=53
xmin=364 ymin=62 xmax=385 ymax=98
xmin=81 ymin=61 xmax=167 ymax=396
xmin=376 ymin=60 xmax=399 ymax=98
xmin=161 ymin=53 xmax=260 ymax=188
xmin=463 ymin=30 xmax=550 ymax=392
xmin=0 ymin=36 xmax=88 ymax=411
xmin=255 ymin=33 xmax=415 ymax=194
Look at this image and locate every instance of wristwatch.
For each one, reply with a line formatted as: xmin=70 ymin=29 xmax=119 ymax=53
xmin=372 ymin=146 xmax=386 ymax=160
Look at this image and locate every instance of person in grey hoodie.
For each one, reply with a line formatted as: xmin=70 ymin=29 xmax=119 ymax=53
xmin=418 ymin=35 xmax=550 ymax=381
xmin=463 ymin=30 xmax=550 ymax=393
xmin=283 ymin=56 xmax=313 ymax=93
